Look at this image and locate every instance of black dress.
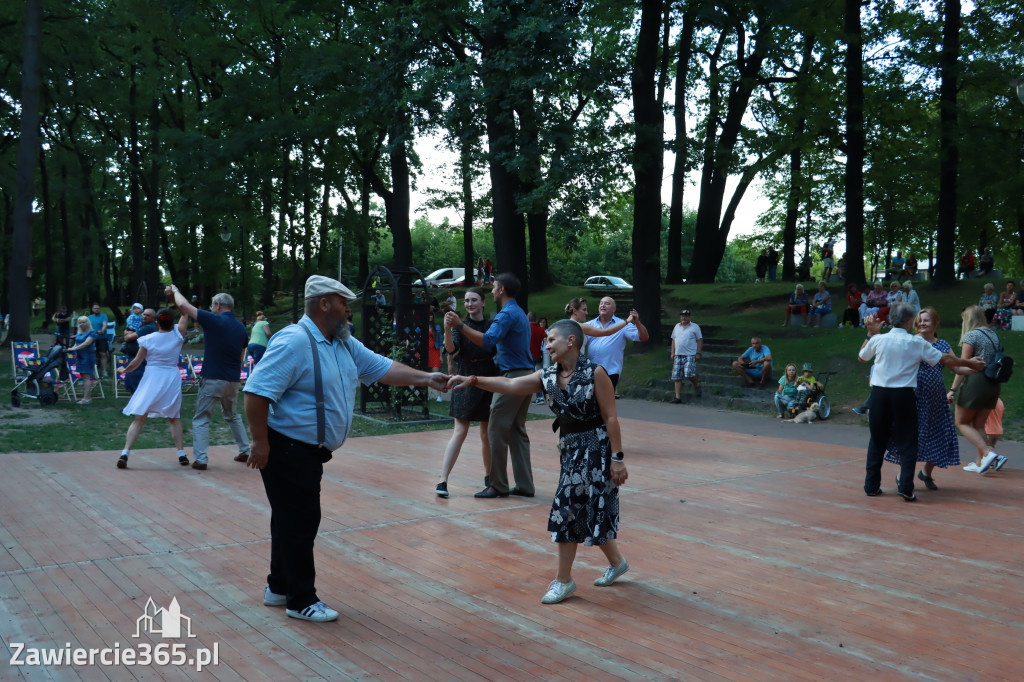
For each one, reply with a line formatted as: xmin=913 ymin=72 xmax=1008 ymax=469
xmin=449 ymin=318 xmax=498 ymax=422
xmin=541 ymin=358 xmax=619 ymax=546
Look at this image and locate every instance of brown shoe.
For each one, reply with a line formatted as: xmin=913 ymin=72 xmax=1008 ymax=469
xmin=233 ymin=453 xmax=249 ymax=463
xmin=191 ymin=461 xmax=207 ymax=470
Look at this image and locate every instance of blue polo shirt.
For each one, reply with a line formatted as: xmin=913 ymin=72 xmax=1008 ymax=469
xmin=244 ymin=317 xmax=392 ymax=450
xmin=481 ymin=298 xmax=533 ymax=372
xmin=197 ymin=309 xmax=248 ymax=381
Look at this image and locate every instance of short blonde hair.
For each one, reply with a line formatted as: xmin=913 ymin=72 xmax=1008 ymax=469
xmin=77 ymin=316 xmax=92 ymax=331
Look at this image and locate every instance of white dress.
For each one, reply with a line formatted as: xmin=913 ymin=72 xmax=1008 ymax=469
xmin=123 ymin=329 xmax=184 ymax=418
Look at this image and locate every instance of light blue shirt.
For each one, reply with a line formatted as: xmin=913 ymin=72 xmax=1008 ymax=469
xmin=742 ymin=345 xmax=771 ymax=364
xmin=585 ymin=316 xmax=642 ymax=375
xmin=244 ymin=316 xmax=392 ymax=450
xmin=481 ymin=298 xmax=533 ymax=372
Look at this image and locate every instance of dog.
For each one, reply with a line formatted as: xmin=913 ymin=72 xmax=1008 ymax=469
xmin=784 ymin=403 xmax=822 ymax=424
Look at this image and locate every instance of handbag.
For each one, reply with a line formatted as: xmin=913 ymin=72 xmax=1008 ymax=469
xmin=981 ymin=329 xmax=1013 ymax=383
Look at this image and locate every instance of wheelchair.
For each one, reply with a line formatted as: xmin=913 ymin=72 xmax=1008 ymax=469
xmin=785 ymin=371 xmax=834 ymax=419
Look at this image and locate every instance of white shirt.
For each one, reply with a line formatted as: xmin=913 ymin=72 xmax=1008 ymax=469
xmin=585 ymin=315 xmax=641 ymax=375
xmin=858 ymin=327 xmax=942 ymax=388
xmin=671 ymin=322 xmax=702 ymax=356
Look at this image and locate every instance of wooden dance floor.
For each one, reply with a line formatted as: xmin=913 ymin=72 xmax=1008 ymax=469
xmin=1 ymin=411 xmax=1021 ymax=680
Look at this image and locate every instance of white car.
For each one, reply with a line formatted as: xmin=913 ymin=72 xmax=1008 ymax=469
xmin=584 ymin=275 xmax=633 ymax=291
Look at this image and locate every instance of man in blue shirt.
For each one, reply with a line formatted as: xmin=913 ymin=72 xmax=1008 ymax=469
xmin=445 ymin=272 xmax=535 ymax=498
xmin=586 ymin=296 xmax=650 ymax=395
xmin=122 ymin=308 xmax=157 ymax=394
xmin=244 ymin=275 xmax=448 ymax=623
xmin=731 ymin=337 xmax=773 ymax=386
xmin=87 ymin=303 xmax=109 ymax=378
xmin=166 ymin=285 xmax=250 ymax=469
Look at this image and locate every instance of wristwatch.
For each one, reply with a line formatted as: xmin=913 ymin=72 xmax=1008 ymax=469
xmin=611 ymin=451 xmax=624 ymax=462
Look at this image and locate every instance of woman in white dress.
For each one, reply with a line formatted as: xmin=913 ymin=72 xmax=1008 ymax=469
xmin=116 ymin=308 xmax=189 ymax=469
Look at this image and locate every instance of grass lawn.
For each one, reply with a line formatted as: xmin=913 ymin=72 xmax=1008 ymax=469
xmin=6 ymin=277 xmax=1020 ymax=451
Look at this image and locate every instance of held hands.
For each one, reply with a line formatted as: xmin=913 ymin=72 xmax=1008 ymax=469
xmin=444 ymin=311 xmax=461 ymax=328
xmin=445 ymin=374 xmax=475 ymax=391
xmin=626 ymin=309 xmax=640 ymax=324
xmin=426 ymin=372 xmax=451 ymax=392
xmin=863 ymin=314 xmax=883 ymax=336
xmin=610 ymin=461 xmax=628 ymax=486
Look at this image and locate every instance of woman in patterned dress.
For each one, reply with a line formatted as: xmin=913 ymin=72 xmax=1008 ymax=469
xmin=883 ymin=308 xmax=962 ymax=490
xmin=448 ymin=319 xmax=630 ymax=604
xmin=435 ymin=288 xmax=498 ymax=498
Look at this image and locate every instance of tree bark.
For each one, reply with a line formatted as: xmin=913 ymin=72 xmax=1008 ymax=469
xmin=667 ymin=8 xmax=695 ymax=284
xmin=8 ymin=0 xmax=43 ymax=342
xmin=460 ymin=139 xmax=476 ymax=285
xmin=782 ymin=119 xmax=805 ymax=283
xmin=935 ymin=0 xmax=960 ymax=286
xmin=843 ymin=0 xmax=866 ymax=286
xmin=630 ymin=0 xmax=664 ymax=343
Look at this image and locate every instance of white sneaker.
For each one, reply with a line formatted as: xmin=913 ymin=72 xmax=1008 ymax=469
xmin=594 ymin=559 xmax=630 ymax=586
xmin=263 ymin=586 xmax=287 ymax=607
xmin=979 ymin=451 xmax=999 ymax=474
xmin=963 ymin=462 xmax=981 ymax=472
xmin=286 ymin=601 xmax=338 ymax=622
xmin=540 ymin=579 xmax=577 ymax=604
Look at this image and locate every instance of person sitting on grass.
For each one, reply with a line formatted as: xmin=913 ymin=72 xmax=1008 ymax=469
xmin=731 ymin=337 xmax=772 ymax=387
xmin=783 ymin=285 xmax=809 ymax=327
xmin=774 ymin=363 xmax=801 ymax=418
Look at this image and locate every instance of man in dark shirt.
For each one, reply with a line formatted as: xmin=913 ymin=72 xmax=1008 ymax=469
xmin=167 ymin=285 xmax=250 ymax=470
xmin=122 ymin=308 xmax=158 ymax=394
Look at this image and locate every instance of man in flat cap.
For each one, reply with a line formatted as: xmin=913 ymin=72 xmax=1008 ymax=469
xmin=244 ymin=275 xmax=449 ymax=624
xmin=166 ymin=284 xmax=250 ymax=469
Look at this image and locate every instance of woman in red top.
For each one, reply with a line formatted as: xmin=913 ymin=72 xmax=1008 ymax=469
xmin=843 ymin=283 xmax=861 ymax=328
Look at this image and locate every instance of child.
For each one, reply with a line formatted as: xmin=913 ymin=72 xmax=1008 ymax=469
xmin=795 ymin=363 xmax=824 ymax=392
xmin=985 ymin=398 xmax=1004 ymax=450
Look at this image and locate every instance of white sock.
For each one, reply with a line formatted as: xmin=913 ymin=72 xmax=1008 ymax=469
xmin=177 ymin=450 xmax=186 ymax=458
xmin=121 ymin=449 xmax=129 ymax=457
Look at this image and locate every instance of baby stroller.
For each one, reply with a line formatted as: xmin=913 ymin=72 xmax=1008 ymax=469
xmin=11 ymin=344 xmax=66 ymax=407
xmin=786 ymin=371 xmax=834 ymax=420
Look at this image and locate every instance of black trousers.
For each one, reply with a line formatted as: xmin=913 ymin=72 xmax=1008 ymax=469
xmin=864 ymin=386 xmax=918 ymax=495
xmin=261 ymin=427 xmax=329 ymax=610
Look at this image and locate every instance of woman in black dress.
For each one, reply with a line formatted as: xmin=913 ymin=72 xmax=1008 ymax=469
xmin=448 ymin=319 xmax=630 ymax=604
xmin=436 ymin=288 xmax=498 ymax=497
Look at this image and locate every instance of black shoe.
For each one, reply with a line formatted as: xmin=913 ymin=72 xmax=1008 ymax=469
xmin=917 ymin=470 xmax=938 ymax=491
xmin=865 ymin=488 xmax=883 ymax=497
xmin=510 ymin=488 xmax=535 ymax=498
xmin=474 ymin=486 xmax=509 ymax=498
xmin=895 ymin=476 xmax=916 ymax=502
xmin=670 ymin=398 xmax=682 ymax=404
xmin=116 ymin=455 xmax=128 ymax=469
xmin=178 ymin=455 xmax=189 ymax=466
xmin=435 ymin=481 xmax=449 ymax=498
xmin=695 ymin=387 xmax=702 ymax=397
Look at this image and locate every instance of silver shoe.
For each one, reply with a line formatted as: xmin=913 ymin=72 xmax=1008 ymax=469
xmin=540 ymin=579 xmax=577 ymax=604
xmin=594 ymin=559 xmax=630 ymax=586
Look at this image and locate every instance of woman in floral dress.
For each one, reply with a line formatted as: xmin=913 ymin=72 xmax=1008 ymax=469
xmin=884 ymin=308 xmax=962 ymax=490
xmin=447 ymin=319 xmax=629 ymax=604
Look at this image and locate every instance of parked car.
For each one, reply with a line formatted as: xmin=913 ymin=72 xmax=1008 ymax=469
xmin=423 ymin=267 xmax=467 ymax=288
xmin=584 ymin=275 xmax=633 ymax=291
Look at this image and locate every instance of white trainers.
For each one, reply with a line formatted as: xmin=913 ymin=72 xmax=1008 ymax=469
xmin=286 ymin=601 xmax=338 ymax=622
xmin=979 ymin=451 xmax=999 ymax=474
xmin=263 ymin=586 xmax=287 ymax=607
xmin=963 ymin=462 xmax=981 ymax=473
xmin=594 ymin=559 xmax=630 ymax=586
xmin=540 ymin=579 xmax=577 ymax=604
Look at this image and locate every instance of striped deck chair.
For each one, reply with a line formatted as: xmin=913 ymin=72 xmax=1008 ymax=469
xmin=189 ymin=355 xmax=204 ymax=381
xmin=239 ymin=357 xmax=252 ymax=384
xmin=114 ymin=355 xmax=131 ymax=398
xmin=179 ymin=355 xmax=198 ymax=394
xmin=11 ymin=341 xmax=40 ymax=378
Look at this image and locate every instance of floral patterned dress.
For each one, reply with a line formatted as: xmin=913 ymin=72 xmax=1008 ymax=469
xmin=541 ymin=358 xmax=619 ymax=546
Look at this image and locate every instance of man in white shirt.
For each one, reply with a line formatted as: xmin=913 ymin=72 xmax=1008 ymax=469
xmin=858 ymin=303 xmax=984 ymax=501
xmin=586 ymin=296 xmax=649 ymax=396
xmin=669 ymin=310 xmax=702 ymax=403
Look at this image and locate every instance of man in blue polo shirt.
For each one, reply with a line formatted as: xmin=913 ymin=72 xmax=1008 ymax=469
xmin=166 ymin=285 xmax=250 ymax=470
xmin=731 ymin=336 xmax=773 ymax=386
xmin=445 ymin=272 xmax=535 ymax=498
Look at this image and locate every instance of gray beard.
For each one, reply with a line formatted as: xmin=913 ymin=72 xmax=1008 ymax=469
xmin=333 ymin=320 xmax=351 ymax=341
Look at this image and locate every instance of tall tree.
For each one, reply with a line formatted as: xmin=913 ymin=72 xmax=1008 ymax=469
xmin=8 ymin=0 xmax=42 ymax=342
xmin=843 ymin=0 xmax=866 ymax=286
xmin=933 ymin=0 xmax=960 ymax=285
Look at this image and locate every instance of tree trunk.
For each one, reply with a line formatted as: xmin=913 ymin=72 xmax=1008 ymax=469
xmin=388 ymin=122 xmax=413 ymax=267
xmin=128 ymin=61 xmax=144 ymax=294
xmin=782 ymin=120 xmax=805 ymax=282
xmin=630 ymin=0 xmax=664 ymax=343
xmin=60 ymin=162 xmax=73 ymax=308
xmin=935 ymin=0 xmax=960 ymax=286
xmin=40 ymin=144 xmax=55 ymax=321
xmin=8 ymin=0 xmax=43 ymax=342
xmin=145 ymin=97 xmax=162 ymax=306
xmin=261 ymin=176 xmax=275 ymax=307
xmin=843 ymin=0 xmax=866 ymax=286
xmin=460 ymin=139 xmax=476 ymax=284
xmin=667 ymin=9 xmax=695 ymax=284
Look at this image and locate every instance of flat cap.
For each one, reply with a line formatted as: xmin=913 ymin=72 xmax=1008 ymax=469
xmin=679 ymin=309 xmax=691 ymax=315
xmin=304 ymin=274 xmax=357 ymax=300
